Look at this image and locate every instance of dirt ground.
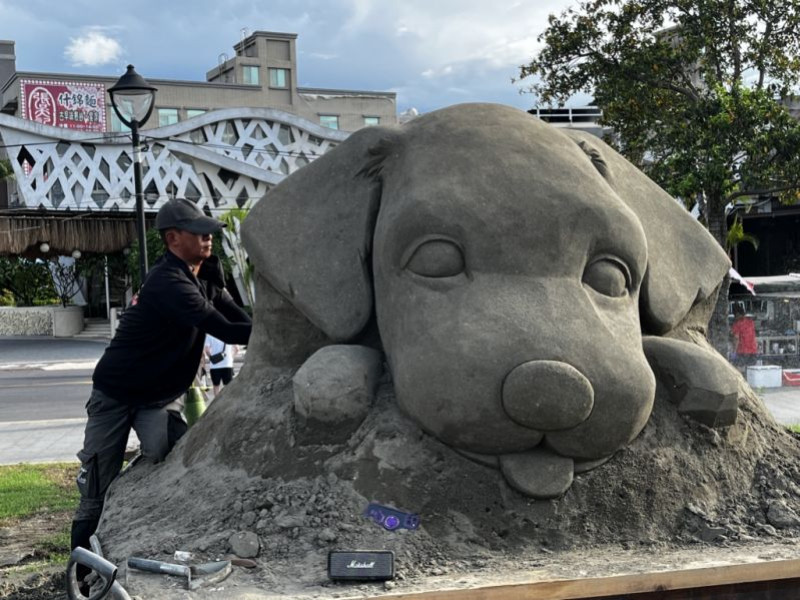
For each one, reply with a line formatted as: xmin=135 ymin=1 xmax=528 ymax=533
xmin=5 ymin=371 xmax=798 ymax=600
xmin=84 ymin=359 xmax=800 ymax=600
xmin=0 ymin=512 xmax=68 ymax=600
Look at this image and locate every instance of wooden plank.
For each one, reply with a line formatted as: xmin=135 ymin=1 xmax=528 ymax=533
xmin=370 ymin=559 xmax=800 ymax=600
xmin=625 ymin=577 xmax=800 ymax=599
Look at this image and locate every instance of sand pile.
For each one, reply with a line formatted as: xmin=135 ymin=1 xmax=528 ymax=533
xmin=95 ymin=359 xmax=800 ymax=598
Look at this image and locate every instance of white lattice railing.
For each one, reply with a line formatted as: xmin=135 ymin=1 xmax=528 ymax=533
xmin=0 ymin=107 xmax=349 ymax=214
xmin=0 ymin=108 xmax=350 ymax=305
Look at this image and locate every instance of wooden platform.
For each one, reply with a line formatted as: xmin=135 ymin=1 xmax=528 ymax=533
xmin=374 ymin=558 xmax=800 ymax=600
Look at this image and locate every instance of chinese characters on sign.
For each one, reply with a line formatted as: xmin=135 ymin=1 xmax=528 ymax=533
xmin=20 ymin=79 xmax=107 ymax=132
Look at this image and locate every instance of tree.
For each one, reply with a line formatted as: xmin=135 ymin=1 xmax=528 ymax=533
xmin=77 ymin=252 xmax=131 ymax=310
xmin=0 ymin=257 xmax=56 ymax=306
xmin=126 ymin=228 xmax=166 ymax=292
xmin=219 ymin=206 xmax=255 ymax=307
xmin=48 ymin=258 xmax=83 ymax=307
xmin=0 ymin=159 xmax=14 ymax=181
xmin=520 ymin=0 xmax=800 ymax=348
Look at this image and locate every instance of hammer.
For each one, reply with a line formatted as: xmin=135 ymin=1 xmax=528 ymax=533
xmin=127 ymin=556 xmax=232 ymax=590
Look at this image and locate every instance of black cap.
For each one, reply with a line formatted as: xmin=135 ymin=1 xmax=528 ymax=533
xmin=155 ymin=199 xmax=225 ymax=234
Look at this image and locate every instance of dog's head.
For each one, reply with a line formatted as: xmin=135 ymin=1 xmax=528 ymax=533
xmin=242 ymin=104 xmax=729 ymax=488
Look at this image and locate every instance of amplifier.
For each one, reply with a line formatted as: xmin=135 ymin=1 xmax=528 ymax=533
xmin=328 ymin=550 xmax=395 ymax=581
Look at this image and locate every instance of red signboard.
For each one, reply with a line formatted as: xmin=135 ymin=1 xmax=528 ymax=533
xmin=20 ymin=79 xmax=107 ymax=132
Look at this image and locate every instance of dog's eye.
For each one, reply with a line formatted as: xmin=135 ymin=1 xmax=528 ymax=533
xmin=404 ymin=239 xmax=465 ymax=278
xmin=583 ymin=259 xmax=630 ymax=297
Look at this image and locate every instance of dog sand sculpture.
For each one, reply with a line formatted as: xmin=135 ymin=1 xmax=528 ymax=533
xmin=241 ymin=103 xmax=742 ymax=499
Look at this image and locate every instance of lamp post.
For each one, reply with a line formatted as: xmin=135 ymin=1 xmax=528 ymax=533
xmin=108 ymin=65 xmax=157 ymax=284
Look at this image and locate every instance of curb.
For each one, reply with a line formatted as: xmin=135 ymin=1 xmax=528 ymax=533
xmin=0 ymin=360 xmax=99 ymax=371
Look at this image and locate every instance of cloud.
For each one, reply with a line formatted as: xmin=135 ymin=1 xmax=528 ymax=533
xmin=7 ymin=0 xmax=582 ymax=113
xmin=315 ymin=0 xmax=577 ymax=110
xmin=308 ymin=52 xmax=338 ymax=60
xmin=421 ymin=65 xmax=456 ymax=79
xmin=64 ymin=30 xmax=122 ymax=66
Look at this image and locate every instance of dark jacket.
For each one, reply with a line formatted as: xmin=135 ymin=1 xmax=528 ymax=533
xmin=93 ymin=251 xmax=251 ymax=405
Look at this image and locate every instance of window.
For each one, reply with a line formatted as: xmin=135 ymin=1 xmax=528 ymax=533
xmin=109 ymin=112 xmax=130 ymax=133
xmin=269 ymin=68 xmax=288 ymax=88
xmin=267 ymin=40 xmax=291 ymax=60
xmin=186 ymin=109 xmax=206 ymax=120
xmin=363 ymin=116 xmax=380 ymax=126
xmin=158 ymin=108 xmax=179 ymax=127
xmin=319 ymin=115 xmax=339 ymax=130
xmin=242 ymin=66 xmax=259 ymax=85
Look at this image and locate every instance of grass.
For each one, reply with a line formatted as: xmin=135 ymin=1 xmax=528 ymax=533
xmin=789 ymin=424 xmax=800 ymax=434
xmin=32 ymin=528 xmax=73 ymax=565
xmin=0 ymin=463 xmax=79 ymax=519
xmin=0 ymin=462 xmax=79 ymax=566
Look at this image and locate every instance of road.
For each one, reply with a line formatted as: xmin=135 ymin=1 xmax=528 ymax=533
xmin=0 ymin=366 xmax=95 ymax=465
xmin=0 ymin=336 xmax=796 ymax=465
xmin=0 ymin=337 xmax=105 ymax=464
xmin=0 ymin=368 xmax=92 ymax=422
xmin=0 ymin=336 xmax=108 ymax=364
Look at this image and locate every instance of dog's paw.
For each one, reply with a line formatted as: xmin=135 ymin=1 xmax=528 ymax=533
xmin=292 ymin=344 xmax=383 ymax=444
xmin=643 ymin=336 xmax=739 ymax=428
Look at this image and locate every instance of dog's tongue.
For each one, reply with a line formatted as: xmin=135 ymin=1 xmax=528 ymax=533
xmin=499 ymin=448 xmax=574 ymax=499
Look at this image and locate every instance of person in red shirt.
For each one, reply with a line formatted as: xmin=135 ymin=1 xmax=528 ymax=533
xmin=731 ymin=304 xmax=758 ymax=368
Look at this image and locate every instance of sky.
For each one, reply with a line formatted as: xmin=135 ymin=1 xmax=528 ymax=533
xmin=1 ymin=0 xmax=589 ymax=115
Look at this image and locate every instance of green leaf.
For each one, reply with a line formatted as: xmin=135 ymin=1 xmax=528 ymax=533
xmin=726 ymin=215 xmax=759 ymax=252
xmin=520 ymin=0 xmax=800 ymax=248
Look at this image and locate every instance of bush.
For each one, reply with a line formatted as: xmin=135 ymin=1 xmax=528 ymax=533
xmin=33 ymin=296 xmax=60 ymax=306
xmin=127 ymin=228 xmax=166 ymax=292
xmin=0 ymin=288 xmax=14 ymax=306
xmin=0 ymin=257 xmax=56 ymax=306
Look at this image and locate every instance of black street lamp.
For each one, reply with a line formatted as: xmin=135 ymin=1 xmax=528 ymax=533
xmin=108 ymin=65 xmax=157 ymax=284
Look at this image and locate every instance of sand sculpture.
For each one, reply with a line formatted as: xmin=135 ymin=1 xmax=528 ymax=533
xmin=241 ymin=102 xmax=740 ymax=499
xmin=96 ymin=104 xmax=800 ymax=596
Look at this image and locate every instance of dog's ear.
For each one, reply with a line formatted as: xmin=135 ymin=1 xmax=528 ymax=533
xmin=242 ymin=125 xmax=399 ymax=341
xmin=563 ymin=130 xmax=730 ymax=334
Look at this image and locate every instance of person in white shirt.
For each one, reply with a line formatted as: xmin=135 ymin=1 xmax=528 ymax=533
xmin=204 ymin=333 xmax=237 ymax=395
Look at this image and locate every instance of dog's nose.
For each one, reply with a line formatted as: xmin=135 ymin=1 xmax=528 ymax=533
xmin=502 ymin=360 xmax=594 ymax=431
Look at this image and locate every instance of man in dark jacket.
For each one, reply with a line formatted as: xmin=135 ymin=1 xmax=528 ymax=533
xmin=70 ymin=198 xmax=252 ymax=558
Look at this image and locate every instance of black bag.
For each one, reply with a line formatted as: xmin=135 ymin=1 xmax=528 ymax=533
xmin=209 ymin=346 xmax=226 ymax=364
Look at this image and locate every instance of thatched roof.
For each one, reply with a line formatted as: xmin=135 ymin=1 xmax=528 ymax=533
xmin=0 ymin=212 xmax=148 ymax=256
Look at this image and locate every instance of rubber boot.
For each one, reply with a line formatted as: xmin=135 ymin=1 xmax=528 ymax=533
xmin=70 ymin=518 xmax=99 ymax=591
xmin=70 ymin=517 xmax=98 ymax=552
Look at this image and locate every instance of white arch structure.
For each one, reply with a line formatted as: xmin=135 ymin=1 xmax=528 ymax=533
xmin=0 ymin=108 xmax=349 ymax=304
xmin=0 ymin=107 xmax=348 ymax=213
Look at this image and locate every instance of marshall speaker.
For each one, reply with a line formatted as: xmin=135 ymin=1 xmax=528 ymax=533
xmin=328 ymin=550 xmax=395 ymax=581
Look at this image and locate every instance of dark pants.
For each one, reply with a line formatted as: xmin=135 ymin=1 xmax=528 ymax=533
xmin=210 ymin=367 xmax=233 ymax=386
xmin=735 ymin=353 xmax=758 ymax=369
xmin=71 ymin=388 xmax=187 ymax=551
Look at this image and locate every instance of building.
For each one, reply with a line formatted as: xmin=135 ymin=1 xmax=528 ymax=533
xmin=529 ymin=106 xmax=610 ymax=139
xmin=729 ymin=94 xmax=800 ymax=278
xmin=0 ymin=31 xmax=396 ymax=135
xmin=0 ymin=32 xmax=396 ymax=317
xmin=0 ymin=30 xmax=396 ymax=214
xmin=0 ymin=30 xmax=396 ymax=246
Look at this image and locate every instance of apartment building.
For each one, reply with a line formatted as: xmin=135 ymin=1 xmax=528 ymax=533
xmin=0 ymin=31 xmax=396 ymax=133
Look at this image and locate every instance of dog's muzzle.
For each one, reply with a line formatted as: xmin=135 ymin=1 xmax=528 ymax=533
xmin=502 ymin=360 xmax=594 ymax=431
